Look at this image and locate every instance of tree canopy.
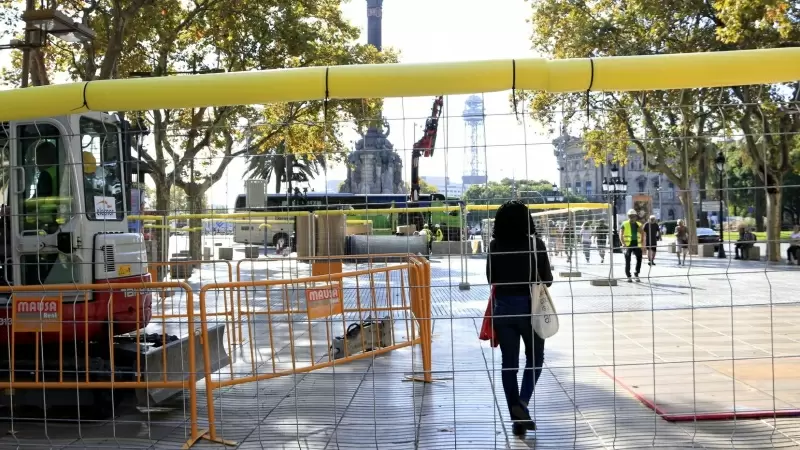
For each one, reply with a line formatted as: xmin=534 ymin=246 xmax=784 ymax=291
xmin=0 ymin=0 xmax=398 ymax=261
xmin=526 ymin=0 xmax=800 ymax=258
xmin=463 ymin=178 xmax=584 ymax=204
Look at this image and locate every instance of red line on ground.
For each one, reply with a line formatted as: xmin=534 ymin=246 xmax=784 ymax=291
xmin=597 ymin=367 xmax=800 ymax=422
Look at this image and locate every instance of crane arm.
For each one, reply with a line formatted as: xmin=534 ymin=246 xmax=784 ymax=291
xmin=410 ymin=95 xmax=444 ymax=202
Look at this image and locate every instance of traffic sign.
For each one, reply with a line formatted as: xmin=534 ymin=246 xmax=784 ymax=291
xmin=701 ymin=200 xmax=723 ymax=211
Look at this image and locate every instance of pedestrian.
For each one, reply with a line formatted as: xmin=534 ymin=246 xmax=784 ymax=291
xmin=643 ymin=215 xmax=661 ymax=266
xmin=734 ymin=225 xmax=756 ymax=260
xmin=594 ymin=219 xmax=609 ymax=263
xmin=486 ymin=200 xmax=553 ymax=436
xmin=420 ymin=223 xmax=432 ymax=255
xmin=434 ymin=224 xmax=444 ymax=242
xmin=580 ymin=221 xmax=593 ymax=263
xmin=620 ymin=209 xmax=644 ymax=282
xmin=787 ymin=225 xmax=800 ymax=265
xmin=675 ymin=219 xmax=689 ymax=265
xmin=563 ymin=221 xmax=576 ymax=263
xmin=552 ymin=222 xmax=563 ymax=257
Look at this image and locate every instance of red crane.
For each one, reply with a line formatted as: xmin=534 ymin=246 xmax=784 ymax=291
xmin=410 ymin=95 xmax=444 ymax=202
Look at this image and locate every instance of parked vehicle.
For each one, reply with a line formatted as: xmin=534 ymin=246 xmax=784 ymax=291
xmin=696 ymin=227 xmax=722 ymax=250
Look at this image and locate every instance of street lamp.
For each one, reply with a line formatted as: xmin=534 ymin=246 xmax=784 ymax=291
xmin=602 ymin=164 xmax=627 ymax=253
xmin=715 ymin=151 xmax=727 ymax=258
xmin=21 ymin=9 xmax=96 ymax=44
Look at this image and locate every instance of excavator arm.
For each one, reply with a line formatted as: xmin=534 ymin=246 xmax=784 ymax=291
xmin=410 ymin=96 xmax=444 ymax=202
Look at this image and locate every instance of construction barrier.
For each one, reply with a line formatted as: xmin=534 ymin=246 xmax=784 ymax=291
xmin=197 ymin=254 xmax=432 ymax=444
xmin=0 ymin=281 xmax=221 ymax=448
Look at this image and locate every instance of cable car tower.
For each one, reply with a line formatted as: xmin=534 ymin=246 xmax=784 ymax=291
xmin=462 ymin=95 xmax=487 ymax=189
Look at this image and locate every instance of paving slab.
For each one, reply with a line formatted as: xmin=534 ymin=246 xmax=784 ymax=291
xmin=0 ymin=250 xmax=799 ymax=449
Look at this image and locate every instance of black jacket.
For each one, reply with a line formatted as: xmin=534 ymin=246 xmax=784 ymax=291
xmin=486 ymin=236 xmax=553 ymax=298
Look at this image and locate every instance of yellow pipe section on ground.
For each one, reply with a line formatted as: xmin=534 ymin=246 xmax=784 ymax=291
xmin=1 ymin=48 xmax=799 ymax=121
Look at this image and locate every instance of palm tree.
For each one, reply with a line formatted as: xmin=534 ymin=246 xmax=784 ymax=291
xmin=246 ymin=140 xmax=326 ymax=194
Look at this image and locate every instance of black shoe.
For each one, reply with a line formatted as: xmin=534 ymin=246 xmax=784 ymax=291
xmin=511 ymin=404 xmax=532 ymax=422
xmin=652 ymin=261 xmax=656 ymax=266
xmin=627 ymin=277 xmax=633 ymax=283
xmin=512 ymin=422 xmax=527 ymax=436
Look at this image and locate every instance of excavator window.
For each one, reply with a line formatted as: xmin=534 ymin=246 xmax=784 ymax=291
xmin=81 ymin=118 xmax=124 ymax=221
xmin=17 ymin=124 xmax=66 ymax=235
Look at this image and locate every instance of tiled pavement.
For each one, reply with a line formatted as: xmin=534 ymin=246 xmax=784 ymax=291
xmin=1 ymin=248 xmax=800 ymax=449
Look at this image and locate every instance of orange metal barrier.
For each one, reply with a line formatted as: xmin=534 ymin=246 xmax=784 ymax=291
xmin=198 ymin=254 xmax=433 ymax=444
xmin=233 ymin=253 xmax=413 ymax=344
xmin=0 ymin=281 xmax=215 ymax=448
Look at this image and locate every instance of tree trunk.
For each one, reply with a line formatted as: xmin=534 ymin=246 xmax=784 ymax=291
xmin=680 ymin=189 xmax=699 ymax=255
xmin=153 ymin=184 xmax=170 ymax=281
xmin=766 ymin=188 xmax=782 ymax=262
xmin=754 ymin=172 xmax=766 ymax=232
xmin=698 ymin=156 xmax=709 ymax=228
xmin=186 ymin=186 xmax=205 ymax=261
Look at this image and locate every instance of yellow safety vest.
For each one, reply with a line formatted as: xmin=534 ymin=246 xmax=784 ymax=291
xmin=26 ymin=166 xmax=60 ymax=229
xmin=435 ymin=229 xmax=443 ymax=242
xmin=621 ymin=220 xmax=642 ymax=247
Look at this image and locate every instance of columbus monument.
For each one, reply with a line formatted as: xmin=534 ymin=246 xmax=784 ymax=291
xmin=340 ymin=0 xmax=406 ymax=194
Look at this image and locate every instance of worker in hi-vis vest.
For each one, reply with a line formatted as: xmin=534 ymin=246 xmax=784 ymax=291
xmin=619 ymin=209 xmax=644 ymax=283
xmin=434 ymin=224 xmax=444 ymax=242
xmin=25 ymin=141 xmax=60 ymax=234
xmin=420 ymin=223 xmax=432 ymax=255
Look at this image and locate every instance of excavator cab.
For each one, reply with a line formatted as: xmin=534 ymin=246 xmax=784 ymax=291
xmin=0 ymin=113 xmax=229 ymax=417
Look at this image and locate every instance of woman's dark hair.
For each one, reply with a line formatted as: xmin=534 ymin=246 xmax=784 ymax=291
xmin=492 ymin=200 xmax=536 ymax=239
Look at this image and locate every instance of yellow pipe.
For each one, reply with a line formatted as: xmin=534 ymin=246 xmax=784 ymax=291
xmin=316 ymin=206 xmax=458 ymax=215
xmin=467 ymin=202 xmax=609 ymax=211
xmin=2 ymin=48 xmax=798 ymax=121
xmin=129 ymin=215 xmax=164 ymax=222
xmin=229 ymin=219 xmax=293 ymax=224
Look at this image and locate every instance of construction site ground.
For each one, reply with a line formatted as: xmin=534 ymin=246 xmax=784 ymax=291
xmin=2 ymin=242 xmax=800 ymax=449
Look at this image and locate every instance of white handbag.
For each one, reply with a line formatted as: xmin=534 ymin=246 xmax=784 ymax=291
xmin=531 ymin=281 xmax=559 ymax=339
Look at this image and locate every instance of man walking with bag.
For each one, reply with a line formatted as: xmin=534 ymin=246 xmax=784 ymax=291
xmin=620 ymin=209 xmax=644 ymax=282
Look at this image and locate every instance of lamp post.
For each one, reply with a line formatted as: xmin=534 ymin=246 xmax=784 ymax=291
xmin=602 ymin=164 xmax=627 ymax=253
xmin=715 ymin=151 xmax=727 ymax=258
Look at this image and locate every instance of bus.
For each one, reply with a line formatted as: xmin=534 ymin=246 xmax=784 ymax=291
xmin=232 ymin=192 xmax=465 ymax=245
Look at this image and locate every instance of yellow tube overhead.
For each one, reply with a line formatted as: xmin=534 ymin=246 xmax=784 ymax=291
xmin=1 ymin=48 xmax=799 ymax=121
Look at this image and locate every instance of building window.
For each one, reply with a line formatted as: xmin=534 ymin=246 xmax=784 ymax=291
xmin=585 ymin=181 xmax=593 ymax=198
xmin=668 ymin=209 xmax=675 ymax=220
xmin=575 ymin=181 xmax=581 ymax=194
xmin=638 ymin=181 xmax=645 ymax=193
xmin=566 ymin=183 xmax=571 ymax=193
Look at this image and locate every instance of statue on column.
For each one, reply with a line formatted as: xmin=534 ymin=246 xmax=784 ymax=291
xmin=341 ymin=118 xmax=405 ymax=194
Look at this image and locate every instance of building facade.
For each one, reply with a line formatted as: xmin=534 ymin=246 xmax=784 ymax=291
xmin=421 ymin=176 xmax=463 ymax=198
xmin=553 ymin=132 xmax=691 ymax=221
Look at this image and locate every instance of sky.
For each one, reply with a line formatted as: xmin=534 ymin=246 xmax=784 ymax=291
xmin=0 ymin=0 xmax=561 ymax=208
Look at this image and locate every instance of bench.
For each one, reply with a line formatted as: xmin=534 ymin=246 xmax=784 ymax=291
xmin=218 ymin=247 xmax=233 ymax=260
xmin=700 ymin=243 xmax=716 ymax=257
xmin=744 ymin=245 xmax=761 ymax=261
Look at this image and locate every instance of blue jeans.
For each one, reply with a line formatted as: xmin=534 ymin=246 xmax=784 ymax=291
xmin=493 ymin=295 xmax=546 ymax=418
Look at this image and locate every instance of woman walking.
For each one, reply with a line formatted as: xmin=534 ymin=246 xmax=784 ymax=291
xmin=486 ymin=200 xmax=554 ymax=436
